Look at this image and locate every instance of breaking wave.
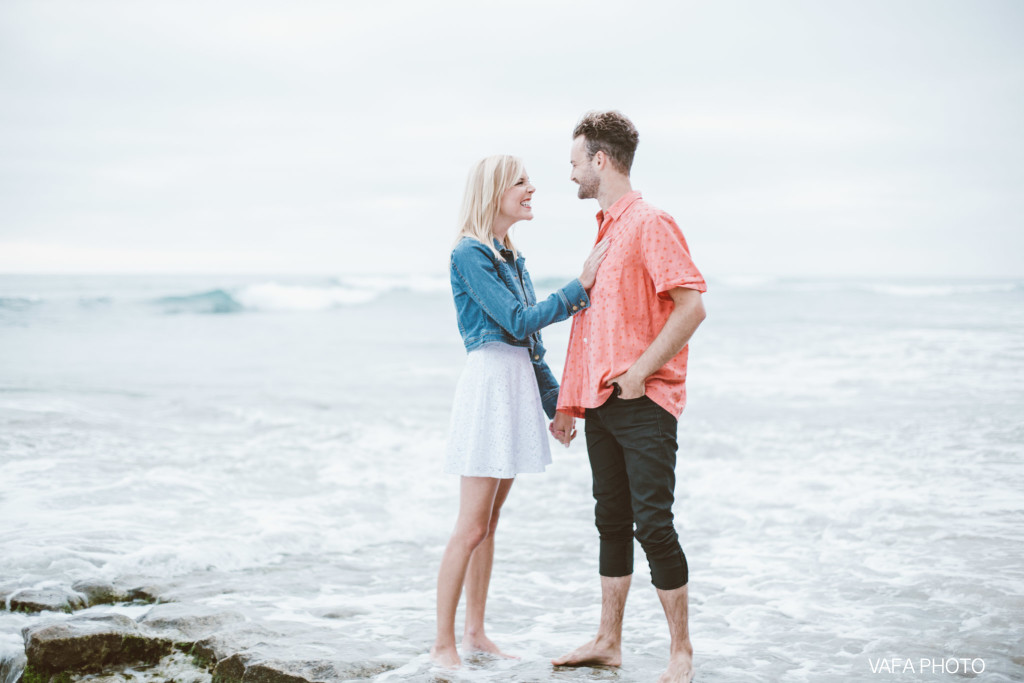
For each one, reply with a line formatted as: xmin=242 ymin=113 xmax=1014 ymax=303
xmin=154 ymin=277 xmax=450 ymax=314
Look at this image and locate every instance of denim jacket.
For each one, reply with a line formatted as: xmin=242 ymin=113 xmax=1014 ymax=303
xmin=449 ymin=236 xmax=591 ymax=418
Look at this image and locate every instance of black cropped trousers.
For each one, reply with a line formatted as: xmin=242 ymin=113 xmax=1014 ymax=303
xmin=584 ymin=393 xmax=688 ymax=590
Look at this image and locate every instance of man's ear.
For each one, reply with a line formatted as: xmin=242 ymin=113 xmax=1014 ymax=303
xmin=593 ymin=150 xmax=607 ymax=170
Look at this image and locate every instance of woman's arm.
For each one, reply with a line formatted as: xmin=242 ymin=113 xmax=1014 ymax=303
xmin=450 ymin=240 xmax=589 ymax=340
xmin=533 ymin=357 xmax=560 ymax=419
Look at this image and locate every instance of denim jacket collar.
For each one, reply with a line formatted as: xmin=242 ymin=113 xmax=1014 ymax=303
xmin=493 ymin=237 xmax=525 ymax=264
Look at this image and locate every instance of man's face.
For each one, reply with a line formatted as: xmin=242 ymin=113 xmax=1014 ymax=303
xmin=570 ymin=136 xmax=600 ymax=200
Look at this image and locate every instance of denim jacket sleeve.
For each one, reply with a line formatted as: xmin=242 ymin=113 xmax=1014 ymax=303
xmin=519 ymin=268 xmax=563 ymax=419
xmin=533 ymin=356 xmax=560 ymax=419
xmin=450 ymin=239 xmax=589 ymax=340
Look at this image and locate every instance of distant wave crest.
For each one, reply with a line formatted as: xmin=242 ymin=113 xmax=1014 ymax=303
xmin=155 ymin=284 xmax=371 ymax=314
xmin=0 ymin=296 xmax=41 ymax=311
xmin=235 ymin=282 xmax=377 ymax=311
xmin=156 ymin=289 xmax=245 ymax=314
xmin=154 ymin=277 xmax=450 ymax=314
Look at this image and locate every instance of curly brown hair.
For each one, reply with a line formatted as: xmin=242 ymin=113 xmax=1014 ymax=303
xmin=572 ymin=110 xmax=639 ymax=174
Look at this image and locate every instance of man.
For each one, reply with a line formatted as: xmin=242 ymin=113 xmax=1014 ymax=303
xmin=550 ymin=111 xmax=707 ymax=683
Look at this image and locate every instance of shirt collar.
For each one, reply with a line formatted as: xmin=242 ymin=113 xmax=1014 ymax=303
xmin=595 ymin=190 xmax=642 ymax=227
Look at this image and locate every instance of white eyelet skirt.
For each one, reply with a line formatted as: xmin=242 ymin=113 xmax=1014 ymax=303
xmin=444 ymin=342 xmax=553 ymax=479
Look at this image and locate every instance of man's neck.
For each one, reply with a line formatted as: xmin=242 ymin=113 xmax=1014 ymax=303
xmin=597 ymin=176 xmax=634 ymax=213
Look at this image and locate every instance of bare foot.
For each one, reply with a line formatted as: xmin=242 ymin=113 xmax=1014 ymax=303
xmin=429 ymin=643 xmax=461 ymax=668
xmin=551 ymin=637 xmax=622 ymax=667
xmin=462 ymin=633 xmax=517 ymax=659
xmin=657 ymin=650 xmax=694 ymax=683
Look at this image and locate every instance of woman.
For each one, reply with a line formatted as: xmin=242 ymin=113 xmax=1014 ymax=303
xmin=430 ymin=155 xmax=608 ymax=667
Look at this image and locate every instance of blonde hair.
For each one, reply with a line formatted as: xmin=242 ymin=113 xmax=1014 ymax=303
xmin=454 ymin=154 xmax=524 ymax=258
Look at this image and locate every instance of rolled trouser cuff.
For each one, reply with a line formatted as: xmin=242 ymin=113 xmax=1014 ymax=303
xmin=649 ymin=546 xmax=688 ymax=590
xmin=598 ymin=536 xmax=634 ymax=577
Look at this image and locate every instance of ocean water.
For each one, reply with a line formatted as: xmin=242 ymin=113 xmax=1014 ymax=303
xmin=1 ymin=274 xmax=1022 ymax=682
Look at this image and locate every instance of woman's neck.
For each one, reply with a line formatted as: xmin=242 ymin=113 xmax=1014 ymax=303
xmin=492 ymin=217 xmax=512 ymax=244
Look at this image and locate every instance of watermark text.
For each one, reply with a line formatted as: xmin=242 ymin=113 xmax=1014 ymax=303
xmin=868 ymin=657 xmax=985 ymax=675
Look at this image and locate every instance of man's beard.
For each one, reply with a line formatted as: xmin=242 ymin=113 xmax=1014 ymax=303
xmin=576 ymin=174 xmax=599 ymax=199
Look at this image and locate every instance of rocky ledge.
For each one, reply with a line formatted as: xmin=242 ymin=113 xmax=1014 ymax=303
xmin=5 ymin=602 xmax=397 ymax=683
xmin=3 ymin=581 xmax=160 ymax=616
xmin=22 ymin=613 xmax=173 ymax=678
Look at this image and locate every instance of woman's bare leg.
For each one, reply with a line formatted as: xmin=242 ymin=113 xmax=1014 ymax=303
xmin=462 ymin=477 xmax=515 ymax=656
xmin=430 ymin=476 xmax=501 ymax=668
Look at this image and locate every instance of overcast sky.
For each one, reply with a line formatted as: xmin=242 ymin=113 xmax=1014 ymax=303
xmin=1 ymin=0 xmax=1021 ymax=279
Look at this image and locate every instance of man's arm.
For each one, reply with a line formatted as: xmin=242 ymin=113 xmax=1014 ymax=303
xmin=606 ymin=287 xmax=706 ymax=399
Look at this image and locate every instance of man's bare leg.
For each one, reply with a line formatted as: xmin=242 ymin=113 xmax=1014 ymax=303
xmin=552 ymin=575 xmax=630 ymax=667
xmin=655 ymin=583 xmax=693 ymax=683
xmin=462 ymin=478 xmax=516 ymax=658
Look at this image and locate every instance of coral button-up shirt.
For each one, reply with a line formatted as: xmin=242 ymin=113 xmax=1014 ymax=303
xmin=556 ymin=191 xmax=707 ymax=419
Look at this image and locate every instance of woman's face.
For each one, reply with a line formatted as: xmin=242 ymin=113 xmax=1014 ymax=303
xmin=497 ymin=172 xmax=535 ymax=225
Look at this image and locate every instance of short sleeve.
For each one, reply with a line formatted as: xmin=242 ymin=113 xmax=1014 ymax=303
xmin=640 ymin=213 xmax=707 ymax=298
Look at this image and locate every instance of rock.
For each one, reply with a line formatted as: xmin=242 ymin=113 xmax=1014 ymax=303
xmin=234 ymin=661 xmax=312 ymax=683
xmin=0 ymin=645 xmax=27 ymax=683
xmin=22 ymin=613 xmax=173 ymax=676
xmin=79 ymin=652 xmax=212 ymax=683
xmin=204 ymin=644 xmax=397 ymax=683
xmin=191 ymin=624 xmax=398 ymax=682
xmin=211 ymin=654 xmax=248 ymax=683
xmin=126 ymin=585 xmax=163 ymax=604
xmin=217 ymin=657 xmax=396 ymax=683
xmin=9 ymin=588 xmax=85 ymax=614
xmin=249 ymin=659 xmax=396 ymax=682
xmin=62 ymin=579 xmax=163 ymax=608
xmin=189 ymin=622 xmax=280 ymax=668
xmin=138 ymin=603 xmax=245 ymax=645
xmin=70 ymin=580 xmax=127 ymax=607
